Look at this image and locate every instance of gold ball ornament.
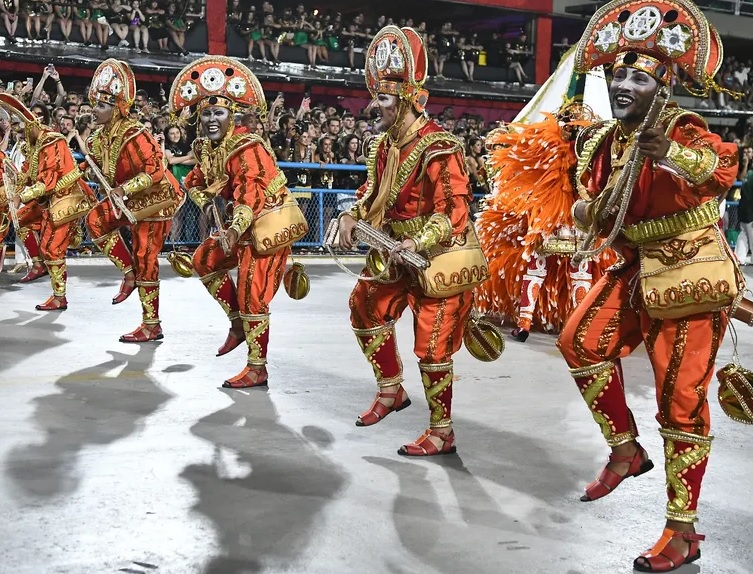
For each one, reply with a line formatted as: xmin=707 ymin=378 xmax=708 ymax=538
xmin=168 ymin=251 xmax=194 ymax=278
xmin=283 ymin=262 xmax=310 ymax=300
xmin=463 ymin=316 xmax=505 ymax=362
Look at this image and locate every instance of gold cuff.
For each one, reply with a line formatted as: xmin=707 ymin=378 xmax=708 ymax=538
xmin=188 ymin=186 xmax=212 ymax=209
xmin=121 ymin=173 xmax=154 ymax=196
xmin=19 ymin=182 xmax=46 ymax=203
xmin=229 ymin=204 xmax=254 ymax=237
xmin=412 ymin=213 xmax=453 ymax=252
xmin=658 ymin=141 xmax=718 ymax=186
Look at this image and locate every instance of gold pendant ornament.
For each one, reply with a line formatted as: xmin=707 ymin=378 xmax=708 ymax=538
xmin=168 ymin=251 xmax=194 ymax=278
xmin=463 ymin=314 xmax=505 ymax=362
xmin=283 ymin=261 xmax=310 ymax=300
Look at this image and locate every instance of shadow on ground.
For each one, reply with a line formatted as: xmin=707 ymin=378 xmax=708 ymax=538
xmin=181 ymin=387 xmax=348 ymax=574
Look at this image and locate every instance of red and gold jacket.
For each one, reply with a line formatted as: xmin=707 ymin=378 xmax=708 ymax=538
xmin=348 ymin=120 xmax=472 ymax=253
xmin=15 ymin=129 xmax=94 ymax=205
xmin=576 ymin=106 xmax=738 ymax=259
xmin=87 ymin=118 xmax=183 ymax=221
xmin=184 ymin=127 xmax=288 ymax=239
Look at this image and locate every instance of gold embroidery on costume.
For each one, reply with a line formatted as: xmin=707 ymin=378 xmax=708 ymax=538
xmin=46 ymin=259 xmax=67 ymax=296
xmin=660 ymin=320 xmax=689 ymax=424
xmin=19 ymin=182 xmax=46 ymax=203
xmin=353 ymin=321 xmax=404 ymax=386
xmin=571 ymin=361 xmax=634 ymax=446
xmin=573 ymin=274 xmax=619 ymax=363
xmin=643 ymin=236 xmax=715 ymax=266
xmin=660 ymin=428 xmax=712 ymax=523
xmin=122 ymin=173 xmax=154 ymax=195
xmin=241 ymin=313 xmax=270 ymax=366
xmin=136 ymin=280 xmax=160 ymax=325
xmin=200 ymin=270 xmax=239 ymax=320
xmin=660 ymin=140 xmax=718 ymax=186
xmin=229 ymin=204 xmax=254 ymax=236
xmin=413 ymin=213 xmax=453 ymax=252
xmin=94 ymin=231 xmax=133 ymax=274
xmin=420 ymin=361 xmax=453 ymax=428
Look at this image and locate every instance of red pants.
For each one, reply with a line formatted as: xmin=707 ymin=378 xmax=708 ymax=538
xmin=86 ymin=200 xmax=171 ymax=324
xmin=18 ymin=201 xmax=78 ymax=296
xmin=557 ymin=262 xmax=726 ymax=523
xmin=193 ymin=234 xmax=289 ymax=365
xmin=350 ymin=268 xmax=474 ymax=428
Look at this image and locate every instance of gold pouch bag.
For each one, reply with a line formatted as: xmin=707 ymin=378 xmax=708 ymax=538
xmin=418 ymin=222 xmax=490 ymax=299
xmin=49 ymin=170 xmax=93 ymax=226
xmin=126 ymin=178 xmax=178 ymax=221
xmin=252 ymin=191 xmax=309 ymax=255
xmin=639 ymin=225 xmax=740 ymax=319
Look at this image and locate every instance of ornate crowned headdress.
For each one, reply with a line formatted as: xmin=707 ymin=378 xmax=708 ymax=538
xmin=365 ymin=26 xmax=429 ymax=114
xmin=89 ymin=59 xmax=137 ymax=117
xmin=169 ymin=55 xmax=267 ymax=121
xmin=574 ymin=0 xmax=728 ymax=97
xmin=0 ymin=93 xmax=40 ymax=126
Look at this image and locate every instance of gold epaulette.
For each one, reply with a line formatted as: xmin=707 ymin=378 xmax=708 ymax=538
xmin=622 ymin=200 xmax=720 ymax=245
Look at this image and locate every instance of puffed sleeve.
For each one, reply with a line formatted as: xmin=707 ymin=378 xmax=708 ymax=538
xmin=657 ymin=116 xmax=739 ymax=198
xmin=119 ymin=130 xmax=166 ymax=196
xmin=412 ymin=151 xmax=472 ymax=252
xmin=18 ymin=138 xmax=70 ymax=202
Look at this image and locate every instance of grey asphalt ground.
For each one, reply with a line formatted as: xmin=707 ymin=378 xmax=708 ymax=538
xmin=1 ymin=261 xmax=751 ymax=574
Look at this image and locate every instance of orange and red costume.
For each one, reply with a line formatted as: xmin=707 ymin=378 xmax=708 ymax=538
xmin=84 ymin=59 xmax=182 ymax=342
xmin=0 ymin=94 xmax=93 ymax=308
xmin=560 ymin=0 xmax=742 ymax=568
xmin=343 ymin=26 xmax=480 ymax=455
xmin=171 ymin=56 xmax=304 ymax=387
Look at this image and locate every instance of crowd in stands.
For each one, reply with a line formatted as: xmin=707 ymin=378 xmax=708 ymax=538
xmin=227 ymin=1 xmax=533 ymax=84
xmin=0 ymin=0 xmax=204 ymax=55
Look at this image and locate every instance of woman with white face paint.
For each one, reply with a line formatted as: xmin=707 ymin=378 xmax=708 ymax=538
xmin=170 ymin=56 xmax=307 ymax=389
xmin=337 ymin=26 xmax=486 ymax=456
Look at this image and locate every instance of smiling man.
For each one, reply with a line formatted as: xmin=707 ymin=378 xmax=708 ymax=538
xmin=170 ymin=56 xmax=306 ymax=389
xmin=559 ymin=0 xmax=742 ymax=571
xmin=337 ymin=26 xmax=486 ymax=456
xmin=84 ymin=59 xmax=183 ymax=343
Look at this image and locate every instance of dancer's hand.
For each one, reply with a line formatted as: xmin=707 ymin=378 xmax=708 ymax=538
xmin=638 ymin=128 xmax=670 ymax=160
xmin=338 ymin=214 xmax=357 ymax=250
xmin=392 ymin=238 xmax=416 ymax=265
xmin=225 ymin=228 xmax=239 ymax=251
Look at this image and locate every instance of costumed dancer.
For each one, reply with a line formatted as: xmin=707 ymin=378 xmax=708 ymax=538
xmin=559 ymin=0 xmax=743 ymax=570
xmin=337 ymin=26 xmax=489 ymax=456
xmin=85 ymin=59 xmax=183 ymax=342
xmin=475 ymin=47 xmax=615 ymax=342
xmin=169 ymin=56 xmax=308 ymax=388
xmin=0 ymin=94 xmax=94 ymax=309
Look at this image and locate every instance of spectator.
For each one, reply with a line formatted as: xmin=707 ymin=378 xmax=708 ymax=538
xmin=129 ymin=0 xmax=149 ymax=53
xmin=110 ymin=0 xmax=132 ymax=48
xmin=73 ymin=0 xmax=92 ymax=46
xmin=1 ymin=0 xmax=19 ymax=43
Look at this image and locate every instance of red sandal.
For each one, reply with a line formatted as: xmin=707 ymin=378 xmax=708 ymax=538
xmin=355 ymin=385 xmax=411 ymax=427
xmin=634 ymin=529 xmax=704 ymax=572
xmin=398 ymin=428 xmax=457 ymax=456
xmin=119 ymin=323 xmax=164 ymax=343
xmin=20 ymin=262 xmax=48 ymax=283
xmin=222 ymin=366 xmax=268 ymax=388
xmin=216 ymin=329 xmax=244 ymax=357
xmin=113 ymin=273 xmax=136 ymax=305
xmin=35 ymin=295 xmax=68 ymax=311
xmin=581 ymin=443 xmax=654 ymax=501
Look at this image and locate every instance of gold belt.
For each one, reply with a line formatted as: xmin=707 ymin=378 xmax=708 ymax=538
xmin=622 ymin=200 xmax=720 ymax=245
xmin=386 ymin=215 xmax=431 ymax=237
